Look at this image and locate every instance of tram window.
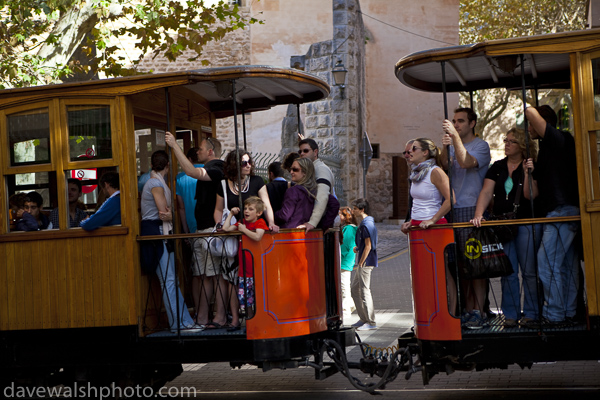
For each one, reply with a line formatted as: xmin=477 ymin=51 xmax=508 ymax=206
xmin=592 ymin=58 xmax=600 ymax=122
xmin=67 ymin=105 xmax=112 ymax=161
xmin=6 ymin=172 xmax=57 ymax=232
xmin=8 ymin=108 xmax=51 ymax=166
xmin=66 ymin=170 xmax=99 ymax=208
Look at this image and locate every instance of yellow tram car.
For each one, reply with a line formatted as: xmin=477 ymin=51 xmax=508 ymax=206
xmin=0 ymin=66 xmax=351 ymax=389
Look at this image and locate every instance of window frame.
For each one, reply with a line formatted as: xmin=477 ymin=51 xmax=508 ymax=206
xmin=1 ymin=98 xmax=121 ymax=233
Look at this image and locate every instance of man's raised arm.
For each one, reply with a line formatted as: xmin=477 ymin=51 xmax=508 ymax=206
xmin=165 ymin=132 xmax=211 ymax=181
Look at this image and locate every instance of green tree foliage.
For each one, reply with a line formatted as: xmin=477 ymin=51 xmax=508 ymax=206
xmin=458 ymin=0 xmax=587 ymax=140
xmin=0 ymin=0 xmax=261 ymax=88
xmin=460 ymin=0 xmax=587 ymax=45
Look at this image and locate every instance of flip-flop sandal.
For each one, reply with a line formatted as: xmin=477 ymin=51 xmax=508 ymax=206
xmin=205 ymin=321 xmax=224 ymax=329
xmin=225 ymin=322 xmax=241 ymax=332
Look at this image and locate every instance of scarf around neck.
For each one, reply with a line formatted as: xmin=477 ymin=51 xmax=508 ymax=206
xmin=410 ymin=158 xmax=437 ymax=182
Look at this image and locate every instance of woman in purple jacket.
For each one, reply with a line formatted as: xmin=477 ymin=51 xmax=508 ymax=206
xmin=275 ymin=157 xmax=317 ymax=228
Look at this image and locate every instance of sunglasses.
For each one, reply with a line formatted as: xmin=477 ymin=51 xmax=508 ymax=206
xmin=402 ymin=150 xmax=411 ymax=156
xmin=503 ymin=138 xmax=519 ymax=145
xmin=241 ymin=160 xmax=251 ymax=167
xmin=290 ymin=167 xmax=302 ymax=173
xmin=205 ymin=137 xmax=216 ymax=150
xmin=298 ymin=148 xmax=311 ymax=154
xmin=412 ymin=145 xmax=424 ymax=152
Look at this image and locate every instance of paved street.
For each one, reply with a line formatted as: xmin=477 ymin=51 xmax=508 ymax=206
xmin=165 ymin=223 xmax=600 ymax=398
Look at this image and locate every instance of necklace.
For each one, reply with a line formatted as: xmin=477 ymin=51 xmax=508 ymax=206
xmin=507 ymin=159 xmax=521 ymax=170
xmin=231 ymin=177 xmax=250 ymax=195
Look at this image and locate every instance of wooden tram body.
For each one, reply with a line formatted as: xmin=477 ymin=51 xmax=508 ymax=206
xmin=0 ymin=67 xmax=352 ymax=388
xmin=396 ymin=29 xmax=600 ymax=382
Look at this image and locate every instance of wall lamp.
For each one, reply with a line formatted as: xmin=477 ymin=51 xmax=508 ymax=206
xmin=332 ymin=59 xmax=348 ymax=99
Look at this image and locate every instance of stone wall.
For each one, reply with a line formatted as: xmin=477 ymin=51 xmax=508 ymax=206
xmin=284 ymin=0 xmax=367 ymax=211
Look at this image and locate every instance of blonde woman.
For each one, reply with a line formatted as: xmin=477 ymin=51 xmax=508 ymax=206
xmin=275 ymin=157 xmax=317 ymax=228
xmin=470 ymin=128 xmax=540 ymax=328
xmin=401 ymin=138 xmax=456 ymax=315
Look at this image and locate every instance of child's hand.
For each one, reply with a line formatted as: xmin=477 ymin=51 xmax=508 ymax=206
xmin=238 ymin=223 xmax=247 ymax=234
xmin=231 ymin=207 xmax=240 ymax=215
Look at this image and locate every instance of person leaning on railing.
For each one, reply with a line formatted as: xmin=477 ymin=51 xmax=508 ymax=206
xmin=470 ymin=128 xmax=540 ymax=328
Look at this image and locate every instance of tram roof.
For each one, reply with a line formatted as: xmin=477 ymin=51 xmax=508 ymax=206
xmin=0 ymin=65 xmax=330 ymax=117
xmin=395 ymin=28 xmax=600 ymax=93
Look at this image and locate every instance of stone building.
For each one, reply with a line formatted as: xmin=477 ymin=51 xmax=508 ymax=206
xmin=138 ymin=0 xmax=459 ymax=221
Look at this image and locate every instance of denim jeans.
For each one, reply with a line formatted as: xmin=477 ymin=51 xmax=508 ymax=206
xmin=537 ymin=205 xmax=580 ymax=322
xmin=156 ymin=241 xmax=195 ymax=330
xmin=501 ymin=224 xmax=542 ymax=320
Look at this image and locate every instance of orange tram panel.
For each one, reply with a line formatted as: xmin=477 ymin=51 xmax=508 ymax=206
xmin=409 ymin=227 xmax=461 ymax=341
xmin=245 ymin=230 xmax=328 ymax=340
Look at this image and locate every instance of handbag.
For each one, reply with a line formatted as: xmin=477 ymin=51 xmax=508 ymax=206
xmin=209 ymin=180 xmax=239 ymax=258
xmin=489 ymin=175 xmax=523 ymax=243
xmin=459 ymin=227 xmax=513 ymax=279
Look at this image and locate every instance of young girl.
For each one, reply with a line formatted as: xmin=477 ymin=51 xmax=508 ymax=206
xmin=223 ymin=196 xmax=269 ymax=330
xmin=339 ymin=207 xmax=357 ymax=321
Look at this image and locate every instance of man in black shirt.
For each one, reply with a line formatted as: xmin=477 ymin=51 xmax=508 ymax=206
xmin=166 ymin=132 xmax=226 ymax=327
xmin=525 ymin=105 xmax=580 ymax=326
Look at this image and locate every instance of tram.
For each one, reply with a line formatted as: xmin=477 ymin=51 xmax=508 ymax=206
xmin=394 ymin=28 xmax=600 ymax=384
xmin=0 ymin=66 xmax=353 ymax=390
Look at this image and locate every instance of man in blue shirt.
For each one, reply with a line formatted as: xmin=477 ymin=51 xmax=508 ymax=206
xmin=350 ymin=198 xmax=378 ymax=331
xmin=440 ymin=107 xmax=491 ymax=329
xmin=176 ymin=147 xmax=203 ymax=233
xmin=80 ymin=172 xmax=121 ymax=231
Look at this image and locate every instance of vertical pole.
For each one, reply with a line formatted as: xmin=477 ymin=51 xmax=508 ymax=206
xmin=469 ymin=91 xmax=474 ymax=111
xmin=520 ymin=54 xmax=542 ymax=329
xmin=242 ymin=110 xmax=248 ymax=151
xmin=231 ymin=80 xmax=246 ymax=319
xmin=441 ymin=61 xmax=460 ymax=316
xmin=231 ymin=80 xmax=244 ymax=212
xmin=165 ymin=87 xmax=181 ymax=337
xmin=441 ymin=61 xmax=453 ymax=214
xmin=296 ymin=103 xmax=303 ymax=137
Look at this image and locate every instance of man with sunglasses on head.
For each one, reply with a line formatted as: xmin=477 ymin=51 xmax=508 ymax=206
xmin=440 ymin=107 xmax=491 ymax=329
xmin=297 ymin=138 xmax=336 ymax=232
xmin=165 ymin=132 xmax=226 ymax=327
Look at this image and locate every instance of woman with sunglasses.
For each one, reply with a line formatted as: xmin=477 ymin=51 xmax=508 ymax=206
xmin=402 ymin=138 xmax=457 ymax=314
xmin=215 ymin=149 xmax=278 ymax=232
xmin=401 ymin=138 xmax=453 ymax=230
xmin=470 ymin=128 xmax=539 ymax=328
xmin=275 ymin=158 xmax=317 ymax=228
xmin=211 ymin=148 xmax=278 ymax=329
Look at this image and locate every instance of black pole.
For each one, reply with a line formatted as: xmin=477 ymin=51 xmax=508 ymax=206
xmin=441 ymin=61 xmax=453 ymax=216
xmin=242 ymin=110 xmax=248 ymax=151
xmin=441 ymin=61 xmax=460 ymax=316
xmin=520 ymin=54 xmax=542 ymax=330
xmin=469 ymin=90 xmax=474 ymax=111
xmin=165 ymin=87 xmax=181 ymax=337
xmin=296 ymin=103 xmax=303 ymax=137
xmin=231 ymin=80 xmax=244 ymax=212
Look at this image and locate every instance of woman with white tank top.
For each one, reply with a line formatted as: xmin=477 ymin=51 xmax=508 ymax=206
xmin=401 ymin=137 xmax=456 ymax=313
xmin=401 ymin=138 xmax=453 ymax=230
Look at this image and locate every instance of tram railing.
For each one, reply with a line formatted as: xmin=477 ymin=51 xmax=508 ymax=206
xmin=137 ymin=228 xmax=341 ymax=337
xmin=408 ymin=216 xmax=585 ymax=335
